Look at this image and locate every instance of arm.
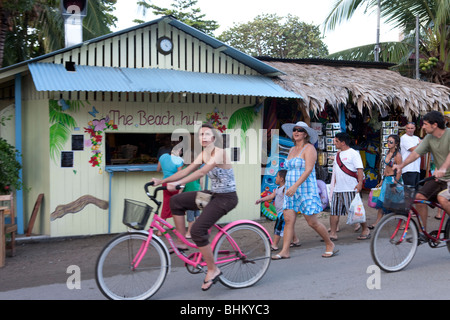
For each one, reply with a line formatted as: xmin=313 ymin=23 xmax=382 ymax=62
xmin=355 ymin=168 xmax=364 ymax=193
xmin=167 ymin=148 xmax=227 ymax=191
xmin=255 ymin=191 xmax=276 ymax=204
xmin=152 ymin=153 xmax=202 ymax=185
xmin=393 ymin=150 xmax=420 ymax=172
xmin=394 ymin=152 xmax=403 ymax=181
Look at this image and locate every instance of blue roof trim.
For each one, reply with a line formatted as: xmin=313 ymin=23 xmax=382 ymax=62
xmin=28 ymin=63 xmax=301 ymax=99
xmin=0 ymin=16 xmax=283 ymax=77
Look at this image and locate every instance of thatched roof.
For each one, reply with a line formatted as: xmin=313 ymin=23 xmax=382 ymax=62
xmin=261 ymin=58 xmax=450 ymax=118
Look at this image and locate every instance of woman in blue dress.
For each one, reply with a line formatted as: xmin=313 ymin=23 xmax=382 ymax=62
xmin=272 ymin=121 xmax=337 ymax=260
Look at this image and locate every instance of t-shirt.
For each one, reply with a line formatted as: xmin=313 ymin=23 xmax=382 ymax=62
xmin=400 ymin=134 xmax=421 ymax=173
xmin=159 ymin=153 xmax=184 ymax=179
xmin=274 ymin=185 xmax=285 ymax=214
xmin=415 ymin=128 xmax=450 ymax=180
xmin=182 ymin=165 xmax=202 ymax=192
xmin=332 ymin=148 xmax=363 ymax=192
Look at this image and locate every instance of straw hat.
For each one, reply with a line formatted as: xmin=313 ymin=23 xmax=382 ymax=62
xmin=281 ymin=121 xmax=318 ymax=144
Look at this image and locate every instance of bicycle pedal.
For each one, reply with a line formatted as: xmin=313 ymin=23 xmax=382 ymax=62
xmin=418 ymin=233 xmax=428 ymax=245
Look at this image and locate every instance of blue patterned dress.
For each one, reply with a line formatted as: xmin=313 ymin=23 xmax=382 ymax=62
xmin=283 ymin=146 xmax=323 ymax=215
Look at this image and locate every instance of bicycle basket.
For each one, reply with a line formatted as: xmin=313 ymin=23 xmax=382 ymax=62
xmin=122 ymin=199 xmax=153 ymax=230
xmin=383 ymin=183 xmax=415 ymax=214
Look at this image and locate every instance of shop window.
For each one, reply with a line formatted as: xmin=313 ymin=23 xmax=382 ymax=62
xmin=105 ymin=133 xmax=176 ymax=165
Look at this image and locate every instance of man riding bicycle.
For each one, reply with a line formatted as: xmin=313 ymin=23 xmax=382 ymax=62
xmin=394 ymin=111 xmax=450 ymax=231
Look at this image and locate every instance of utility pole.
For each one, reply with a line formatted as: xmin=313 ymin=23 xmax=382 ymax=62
xmin=374 ymin=0 xmax=381 ymax=62
xmin=415 ymin=15 xmax=420 ymax=79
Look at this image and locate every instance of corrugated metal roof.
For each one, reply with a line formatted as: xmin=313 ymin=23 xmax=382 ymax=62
xmin=28 ymin=63 xmax=301 ymax=98
xmin=0 ymin=16 xmax=283 ymax=78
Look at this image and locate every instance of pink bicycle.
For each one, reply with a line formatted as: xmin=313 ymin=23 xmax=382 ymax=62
xmin=95 ymin=182 xmax=272 ymax=300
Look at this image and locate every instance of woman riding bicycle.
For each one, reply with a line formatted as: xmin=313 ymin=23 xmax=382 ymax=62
xmin=151 ymin=123 xmax=238 ymax=291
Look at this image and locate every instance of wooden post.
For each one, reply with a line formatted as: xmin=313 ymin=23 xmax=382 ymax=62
xmin=0 ymin=206 xmax=6 ymax=268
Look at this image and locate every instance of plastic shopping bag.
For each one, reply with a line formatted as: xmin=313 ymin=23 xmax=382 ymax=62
xmin=347 ymin=193 xmax=366 ymax=225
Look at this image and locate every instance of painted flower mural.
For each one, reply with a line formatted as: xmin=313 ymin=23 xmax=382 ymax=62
xmin=84 ymin=117 xmax=118 ymax=169
xmin=205 ymin=109 xmax=227 ymax=133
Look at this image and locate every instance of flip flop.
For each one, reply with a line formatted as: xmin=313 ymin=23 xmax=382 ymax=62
xmin=271 ymin=246 xmax=279 ymax=251
xmin=201 ymin=271 xmax=222 ymax=291
xmin=290 ymin=242 xmax=302 ymax=247
xmin=322 ymin=249 xmax=339 ymax=258
xmin=357 ymin=233 xmax=371 ymax=240
xmin=169 ymin=247 xmax=189 ymax=254
xmin=271 ymin=254 xmax=290 ymax=260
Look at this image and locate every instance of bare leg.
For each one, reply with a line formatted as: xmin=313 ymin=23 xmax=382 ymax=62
xmin=199 ymin=244 xmax=221 ymax=291
xmin=437 ymin=196 xmax=450 ymax=218
xmin=173 ymin=215 xmax=188 ymax=249
xmin=275 ymin=209 xmax=296 ymax=258
xmin=415 ymin=193 xmax=428 ymax=231
xmin=304 ymin=214 xmax=335 ymax=256
xmin=329 ymin=215 xmax=339 ymax=239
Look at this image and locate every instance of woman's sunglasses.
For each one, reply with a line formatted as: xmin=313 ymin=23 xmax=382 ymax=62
xmin=387 ymin=140 xmax=395 ymax=144
xmin=293 ymin=128 xmax=306 ymax=133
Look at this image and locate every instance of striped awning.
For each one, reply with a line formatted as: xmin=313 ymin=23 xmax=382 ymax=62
xmin=28 ymin=63 xmax=301 ymax=99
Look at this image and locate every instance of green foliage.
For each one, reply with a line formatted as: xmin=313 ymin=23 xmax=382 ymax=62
xmin=323 ymin=0 xmax=450 ymax=85
xmin=136 ymin=0 xmax=219 ymax=35
xmin=48 ymin=99 xmax=85 ymax=163
xmin=1 ymin=0 xmax=118 ymax=67
xmin=217 ymin=14 xmax=328 ymax=58
xmin=0 ymin=137 xmax=22 ymax=194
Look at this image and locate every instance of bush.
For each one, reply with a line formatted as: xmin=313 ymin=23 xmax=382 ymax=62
xmin=0 ymin=137 xmax=22 ymax=194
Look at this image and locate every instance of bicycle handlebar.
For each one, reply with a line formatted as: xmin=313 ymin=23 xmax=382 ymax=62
xmin=144 ymin=181 xmax=183 ymax=198
xmin=392 ymin=169 xmax=436 ymax=190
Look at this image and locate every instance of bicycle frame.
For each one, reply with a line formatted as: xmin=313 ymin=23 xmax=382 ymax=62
xmin=131 ymin=185 xmax=272 ymax=271
xmin=392 ymin=199 xmax=448 ymax=245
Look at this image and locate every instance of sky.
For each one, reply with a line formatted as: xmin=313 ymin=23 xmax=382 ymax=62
xmin=112 ymin=0 xmax=401 ymax=54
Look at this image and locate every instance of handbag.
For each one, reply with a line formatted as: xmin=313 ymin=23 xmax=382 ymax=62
xmin=195 ymin=191 xmax=212 ymax=210
xmin=347 ymin=193 xmax=366 ymax=225
xmin=368 ymin=187 xmax=381 ymax=208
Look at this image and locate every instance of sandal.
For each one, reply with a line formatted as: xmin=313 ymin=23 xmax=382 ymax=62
xmin=201 ymin=271 xmax=222 ymax=291
xmin=357 ymin=233 xmax=371 ymax=240
xmin=322 ymin=249 xmax=339 ymax=258
xmin=271 ymin=254 xmax=290 ymax=260
xmin=290 ymin=242 xmax=301 ymax=247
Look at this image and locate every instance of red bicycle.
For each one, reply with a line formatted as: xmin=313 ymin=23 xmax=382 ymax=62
xmin=370 ymin=176 xmax=450 ymax=272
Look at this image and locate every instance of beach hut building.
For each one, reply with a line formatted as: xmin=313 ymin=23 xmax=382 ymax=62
xmin=0 ymin=16 xmax=299 ymax=237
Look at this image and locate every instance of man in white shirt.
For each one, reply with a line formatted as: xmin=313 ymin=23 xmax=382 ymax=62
xmin=400 ymin=122 xmax=421 ymax=186
xmin=329 ymin=132 xmax=369 ymax=240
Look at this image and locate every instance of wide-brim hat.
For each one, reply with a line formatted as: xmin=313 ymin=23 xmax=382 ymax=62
xmin=281 ymin=121 xmax=318 ymax=144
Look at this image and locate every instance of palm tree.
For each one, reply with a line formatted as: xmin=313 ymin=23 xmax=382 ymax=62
xmin=0 ymin=0 xmax=117 ymax=68
xmin=324 ymin=0 xmax=449 ymax=86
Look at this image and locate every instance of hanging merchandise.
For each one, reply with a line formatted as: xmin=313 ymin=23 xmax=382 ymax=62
xmin=380 ymin=121 xmax=398 ymax=176
xmin=325 ymin=123 xmax=341 ymax=174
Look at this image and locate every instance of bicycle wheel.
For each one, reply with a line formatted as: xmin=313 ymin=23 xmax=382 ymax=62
xmin=95 ymin=232 xmax=169 ymax=300
xmin=371 ymin=213 xmax=418 ymax=272
xmin=444 ymin=218 xmax=450 ymax=254
xmin=213 ymin=223 xmax=271 ymax=289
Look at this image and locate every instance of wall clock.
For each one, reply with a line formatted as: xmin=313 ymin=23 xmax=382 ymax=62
xmin=157 ymin=37 xmax=173 ymax=55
